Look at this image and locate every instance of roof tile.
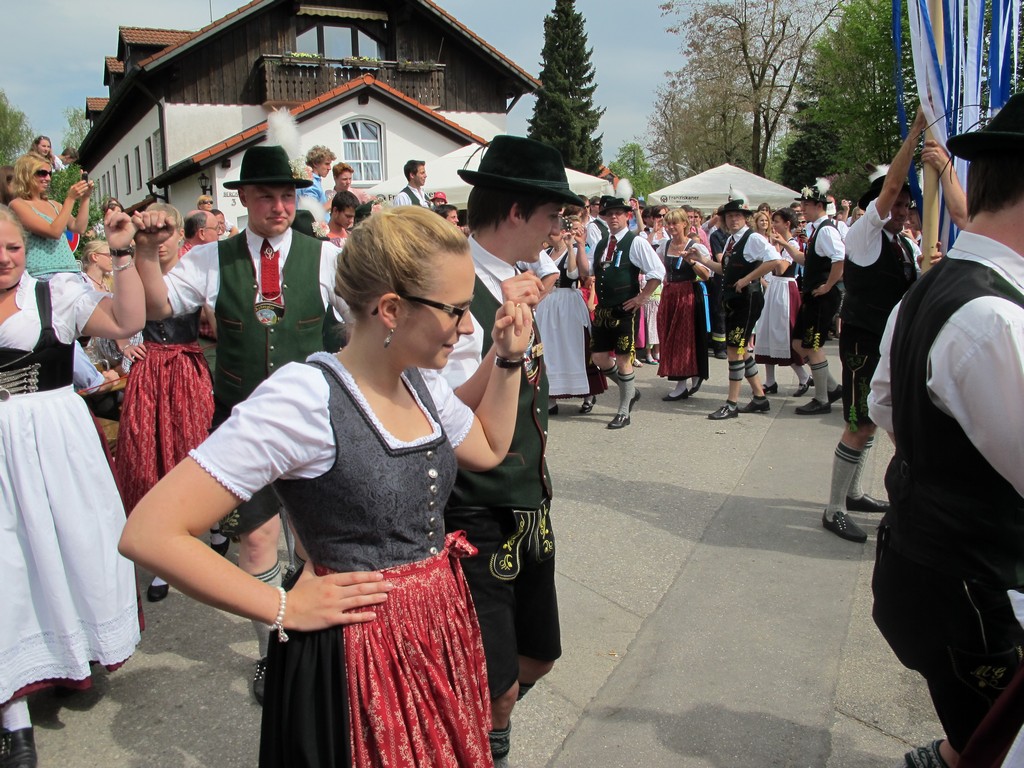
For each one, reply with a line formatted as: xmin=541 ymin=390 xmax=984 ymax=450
xmin=105 ymin=57 xmax=125 ymax=74
xmin=86 ymin=97 xmax=110 ymax=113
xmin=119 ymin=26 xmax=193 ymax=47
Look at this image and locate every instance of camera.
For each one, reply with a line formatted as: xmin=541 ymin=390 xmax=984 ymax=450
xmin=561 ymin=217 xmax=572 ymax=232
xmin=81 ymin=171 xmax=89 ymax=182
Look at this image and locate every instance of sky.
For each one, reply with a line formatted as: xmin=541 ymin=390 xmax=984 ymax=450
xmin=0 ymin=0 xmax=683 ymax=165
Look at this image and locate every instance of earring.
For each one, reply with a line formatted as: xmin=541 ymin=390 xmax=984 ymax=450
xmin=384 ymin=328 xmax=396 ymax=348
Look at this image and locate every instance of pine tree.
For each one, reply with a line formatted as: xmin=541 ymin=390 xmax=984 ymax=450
xmin=527 ymin=0 xmax=604 ymax=175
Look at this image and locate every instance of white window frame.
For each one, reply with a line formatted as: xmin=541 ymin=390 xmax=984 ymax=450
xmin=340 ymin=117 xmax=384 ymax=183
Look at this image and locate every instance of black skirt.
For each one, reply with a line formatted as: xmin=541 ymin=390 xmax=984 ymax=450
xmin=259 ymin=626 xmax=351 ymax=768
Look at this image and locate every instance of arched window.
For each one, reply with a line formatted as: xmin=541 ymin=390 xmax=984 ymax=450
xmin=341 ymin=119 xmax=383 ymax=182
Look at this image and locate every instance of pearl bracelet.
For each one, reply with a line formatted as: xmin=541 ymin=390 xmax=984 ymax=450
xmin=112 ymin=257 xmax=135 ymax=273
xmin=270 ymin=586 xmax=289 ymax=643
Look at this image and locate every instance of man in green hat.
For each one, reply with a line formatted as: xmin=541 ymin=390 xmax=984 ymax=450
xmin=434 ymin=134 xmax=581 ymax=767
xmin=869 ymin=93 xmax=1024 ymax=768
xmin=135 ymin=143 xmax=354 ymax=705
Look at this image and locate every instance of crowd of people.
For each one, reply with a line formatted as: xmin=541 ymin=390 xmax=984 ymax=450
xmin=3 ymin=89 xmax=1024 ymax=768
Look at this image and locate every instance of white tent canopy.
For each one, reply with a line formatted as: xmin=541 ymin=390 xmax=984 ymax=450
xmin=365 ymin=143 xmax=612 ymax=209
xmin=646 ymin=164 xmax=800 ymax=211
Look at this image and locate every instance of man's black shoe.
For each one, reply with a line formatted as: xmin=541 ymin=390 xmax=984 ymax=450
xmin=822 ymin=510 xmax=867 ymax=543
xmin=737 ymin=398 xmax=770 ymax=414
xmin=846 ymin=494 xmax=890 ymax=514
xmin=607 ymin=414 xmax=630 ymax=429
xmin=828 ymin=385 xmax=843 ymax=403
xmin=252 ymin=657 xmax=268 ymax=705
xmin=795 ymin=398 xmax=831 ymax=415
xmin=708 ymin=404 xmax=738 ymax=420
xmin=0 ymin=727 xmax=36 ymax=768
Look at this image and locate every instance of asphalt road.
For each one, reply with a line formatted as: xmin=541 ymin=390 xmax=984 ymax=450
xmin=30 ymin=347 xmax=940 ymax=767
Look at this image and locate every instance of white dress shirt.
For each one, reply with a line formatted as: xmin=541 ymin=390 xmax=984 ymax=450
xmin=163 ymin=229 xmax=348 ymax=319
xmin=601 ymin=226 xmax=667 ymax=282
xmin=845 ymin=200 xmax=921 ymax=267
xmin=806 ymin=216 xmax=846 ymax=262
xmin=869 ymin=231 xmax=1024 ymax=496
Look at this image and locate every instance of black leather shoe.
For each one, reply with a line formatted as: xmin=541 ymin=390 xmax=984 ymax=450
xmin=579 ymin=397 xmax=594 ymax=414
xmin=663 ymin=389 xmax=689 ymax=402
xmin=548 ymin=404 xmax=558 ymax=415
xmin=792 ymin=380 xmax=811 ymax=397
xmin=607 ymin=413 xmax=630 ymax=429
xmin=762 ymin=383 xmax=778 ymax=394
xmin=146 ymin=581 xmax=169 ymax=602
xmin=714 ymin=350 xmax=728 ymax=359
xmin=629 ymin=391 xmax=641 ymax=412
xmin=252 ymin=657 xmax=268 ymax=705
xmin=688 ymin=379 xmax=703 ymax=396
xmin=0 ymin=727 xmax=36 ymax=768
xmin=846 ymin=494 xmax=890 ymax=514
xmin=708 ymin=404 xmax=738 ymax=420
xmin=738 ymin=398 xmax=770 ymax=413
xmin=822 ymin=510 xmax=867 ymax=543
xmin=828 ymin=385 xmax=843 ymax=403
xmin=795 ymin=398 xmax=831 ymax=415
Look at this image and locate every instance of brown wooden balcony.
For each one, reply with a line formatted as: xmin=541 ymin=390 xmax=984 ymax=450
xmin=258 ymin=54 xmax=446 ymax=109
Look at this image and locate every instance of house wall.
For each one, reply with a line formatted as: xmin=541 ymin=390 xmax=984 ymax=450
xmin=163 ymin=104 xmax=268 ymax=165
xmin=88 ymin=105 xmax=162 ymax=209
xmin=437 ymin=111 xmax=505 ymax=142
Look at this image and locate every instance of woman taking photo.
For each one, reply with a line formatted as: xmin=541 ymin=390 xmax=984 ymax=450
xmin=120 ymin=206 xmax=530 ymax=768
xmin=9 ymin=154 xmax=93 ymax=278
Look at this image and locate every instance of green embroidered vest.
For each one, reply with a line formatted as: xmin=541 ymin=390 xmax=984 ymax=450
xmin=595 ymin=230 xmax=640 ymax=306
xmin=448 ymin=274 xmax=553 ymax=510
xmin=213 ymin=231 xmax=326 ymax=408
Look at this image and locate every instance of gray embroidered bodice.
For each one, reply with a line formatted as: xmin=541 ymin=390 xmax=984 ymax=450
xmin=273 ymin=357 xmax=456 ymax=572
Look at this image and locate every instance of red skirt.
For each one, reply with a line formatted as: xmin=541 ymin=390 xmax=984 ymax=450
xmin=657 ymin=281 xmax=708 ymax=380
xmin=284 ymin=533 xmax=493 ymax=768
xmin=115 ymin=341 xmax=213 ymax=513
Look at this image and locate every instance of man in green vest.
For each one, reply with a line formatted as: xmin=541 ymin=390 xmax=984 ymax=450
xmin=433 ymin=135 xmax=582 ymax=768
xmin=135 ymin=144 xmax=347 ymax=704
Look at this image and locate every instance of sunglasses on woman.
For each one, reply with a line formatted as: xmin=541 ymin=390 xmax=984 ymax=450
xmin=34 ymin=169 xmax=52 ymax=178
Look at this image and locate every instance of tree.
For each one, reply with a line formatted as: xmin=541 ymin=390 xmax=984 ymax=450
xmin=527 ymin=0 xmax=605 ymax=174
xmin=646 ymin=71 xmax=753 ymax=182
xmin=607 ymin=142 xmax=663 ymax=198
xmin=0 ymin=89 xmax=33 ymax=165
xmin=661 ymin=0 xmax=840 ymax=176
xmin=61 ymin=107 xmax=90 ymax=153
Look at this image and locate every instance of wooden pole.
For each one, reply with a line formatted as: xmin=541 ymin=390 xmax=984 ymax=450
xmin=921 ymin=0 xmax=944 ymax=271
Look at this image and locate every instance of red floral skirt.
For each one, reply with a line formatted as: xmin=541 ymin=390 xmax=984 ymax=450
xmin=260 ymin=533 xmax=493 ymax=768
xmin=657 ymin=281 xmax=709 ymax=380
xmin=115 ymin=341 xmax=213 ymax=513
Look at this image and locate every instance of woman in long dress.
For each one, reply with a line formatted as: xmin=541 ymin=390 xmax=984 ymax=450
xmin=753 ymin=207 xmax=811 ymax=395
xmin=0 ymin=205 xmax=149 ymax=768
xmin=120 ymin=206 xmax=531 ymax=768
xmin=534 ymin=217 xmax=592 ymax=414
xmin=656 ymin=208 xmax=713 ymax=401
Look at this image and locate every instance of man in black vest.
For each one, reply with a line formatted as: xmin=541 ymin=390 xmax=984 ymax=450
xmin=392 ymin=158 xmax=430 ymax=207
xmin=435 ymin=135 xmax=583 ymax=768
xmin=791 ymin=180 xmax=845 ymax=414
xmin=589 ymin=196 xmax=665 ymax=428
xmin=135 ymin=144 xmax=351 ymax=705
xmin=820 ymin=109 xmax=926 ymax=544
xmin=694 ymin=198 xmax=781 ymax=419
xmin=868 ymin=94 xmax=1024 ymax=768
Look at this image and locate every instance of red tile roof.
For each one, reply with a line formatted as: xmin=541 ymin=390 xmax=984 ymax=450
xmin=188 ymin=74 xmax=487 ymax=166
xmin=86 ymin=97 xmax=110 ymax=113
xmin=105 ymin=57 xmax=124 ymax=74
xmin=119 ymin=26 xmax=192 ymax=48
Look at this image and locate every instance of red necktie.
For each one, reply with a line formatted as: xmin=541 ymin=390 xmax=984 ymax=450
xmin=260 ymin=239 xmax=282 ymax=303
xmin=605 ymin=235 xmax=617 ymax=263
xmin=724 ymin=236 xmax=735 ymax=256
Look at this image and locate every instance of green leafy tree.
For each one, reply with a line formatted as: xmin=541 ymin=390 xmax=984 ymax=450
xmin=607 ymin=142 xmax=662 ymax=198
xmin=60 ymin=107 xmax=90 ymax=153
xmin=527 ymin=0 xmax=605 ymax=174
xmin=0 ymin=89 xmax=33 ymax=165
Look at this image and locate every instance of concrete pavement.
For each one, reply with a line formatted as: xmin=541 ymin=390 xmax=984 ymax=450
xmin=30 ymin=347 xmax=941 ymax=767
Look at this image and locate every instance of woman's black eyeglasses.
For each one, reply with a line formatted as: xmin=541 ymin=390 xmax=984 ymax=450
xmin=401 ymin=294 xmax=471 ymax=321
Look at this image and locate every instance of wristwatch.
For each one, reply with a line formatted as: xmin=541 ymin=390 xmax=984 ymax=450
xmin=110 ymin=246 xmax=135 ymax=258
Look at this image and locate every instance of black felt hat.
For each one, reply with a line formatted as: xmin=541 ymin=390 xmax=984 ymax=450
xmin=795 ymin=180 xmax=830 ymax=205
xmin=223 ymin=145 xmax=314 ymax=190
xmin=720 ymin=198 xmax=752 ymax=216
xmin=857 ymin=173 xmax=911 ymax=211
xmin=599 ymin=196 xmax=632 ymax=214
xmin=947 ymin=93 xmax=1024 ymax=160
xmin=458 ymin=135 xmax=584 ymax=206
